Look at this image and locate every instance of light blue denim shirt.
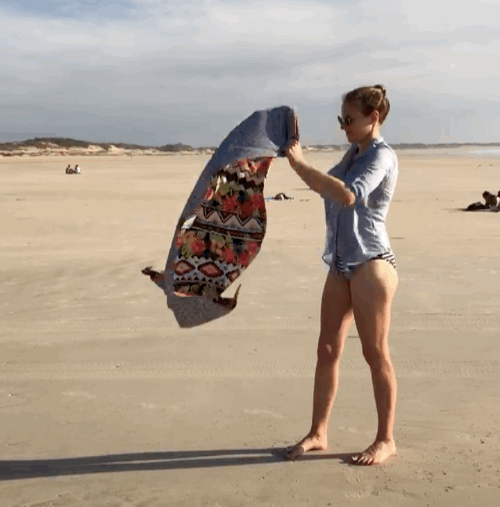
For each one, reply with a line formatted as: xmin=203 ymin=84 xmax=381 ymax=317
xmin=322 ymin=137 xmax=398 ymax=268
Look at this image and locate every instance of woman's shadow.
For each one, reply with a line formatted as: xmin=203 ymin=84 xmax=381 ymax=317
xmin=0 ymin=448 xmax=354 ymax=481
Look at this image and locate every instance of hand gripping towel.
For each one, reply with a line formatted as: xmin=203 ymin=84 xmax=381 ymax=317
xmin=163 ymin=105 xmax=298 ymax=328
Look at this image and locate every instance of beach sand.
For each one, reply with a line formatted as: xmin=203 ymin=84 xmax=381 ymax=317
xmin=1 ymin=150 xmax=499 ymax=506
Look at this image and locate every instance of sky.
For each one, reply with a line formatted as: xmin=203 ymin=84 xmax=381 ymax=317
xmin=0 ymin=0 xmax=499 ymax=146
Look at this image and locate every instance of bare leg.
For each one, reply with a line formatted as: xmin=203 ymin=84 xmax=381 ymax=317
xmin=349 ymin=260 xmax=399 ymax=465
xmin=285 ymin=270 xmax=354 ymax=460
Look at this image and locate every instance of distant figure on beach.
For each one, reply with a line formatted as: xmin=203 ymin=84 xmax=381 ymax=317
xmin=74 ymin=164 xmax=81 ymax=174
xmin=465 ymin=190 xmax=500 ymax=211
xmin=483 ymin=191 xmax=498 ymax=208
xmin=489 ymin=191 xmax=500 ymax=211
xmin=65 ymin=164 xmax=72 ymax=174
xmin=273 ymin=192 xmax=294 ymax=200
xmin=486 ymin=191 xmax=500 ymax=210
xmin=284 ymin=85 xmax=399 ymax=466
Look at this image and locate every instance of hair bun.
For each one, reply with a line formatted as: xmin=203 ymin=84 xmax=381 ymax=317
xmin=374 ymin=84 xmax=387 ymax=97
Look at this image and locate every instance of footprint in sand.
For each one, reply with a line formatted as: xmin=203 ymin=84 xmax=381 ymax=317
xmin=62 ymin=391 xmax=96 ymax=399
xmin=243 ymin=409 xmax=284 ymax=419
xmin=140 ymin=402 xmax=162 ymax=410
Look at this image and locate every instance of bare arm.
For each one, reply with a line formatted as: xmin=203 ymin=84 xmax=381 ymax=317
xmin=285 ymin=140 xmax=355 ymax=206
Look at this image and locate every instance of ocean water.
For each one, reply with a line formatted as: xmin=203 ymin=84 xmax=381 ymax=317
xmin=400 ymin=147 xmax=500 ymax=157
xmin=467 ymin=148 xmax=500 ymax=155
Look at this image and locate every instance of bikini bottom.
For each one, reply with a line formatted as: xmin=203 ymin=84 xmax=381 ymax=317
xmin=332 ymin=251 xmax=397 ymax=280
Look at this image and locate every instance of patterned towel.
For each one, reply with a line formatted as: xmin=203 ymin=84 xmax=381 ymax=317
xmin=163 ymin=105 xmax=298 ymax=328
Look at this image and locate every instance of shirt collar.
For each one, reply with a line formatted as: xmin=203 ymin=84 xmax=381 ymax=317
xmin=355 ymin=137 xmax=384 ymax=150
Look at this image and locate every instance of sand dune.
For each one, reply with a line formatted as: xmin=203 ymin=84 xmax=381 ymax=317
xmin=1 ymin=151 xmax=499 ymax=506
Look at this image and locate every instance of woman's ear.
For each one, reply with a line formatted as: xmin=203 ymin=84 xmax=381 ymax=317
xmin=371 ymin=110 xmax=380 ymax=124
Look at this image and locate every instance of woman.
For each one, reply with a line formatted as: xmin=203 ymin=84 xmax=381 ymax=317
xmin=284 ymin=85 xmax=399 ymax=466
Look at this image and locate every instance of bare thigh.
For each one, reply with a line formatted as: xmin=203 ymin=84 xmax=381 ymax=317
xmin=349 ymin=259 xmax=398 ymax=353
xmin=318 ymin=270 xmax=355 ymax=359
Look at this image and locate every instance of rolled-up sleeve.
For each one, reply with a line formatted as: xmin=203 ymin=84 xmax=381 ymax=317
xmin=347 ymin=147 xmax=393 ymax=204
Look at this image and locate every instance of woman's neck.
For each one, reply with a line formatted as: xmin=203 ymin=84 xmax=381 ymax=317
xmin=357 ymin=130 xmax=381 ymax=155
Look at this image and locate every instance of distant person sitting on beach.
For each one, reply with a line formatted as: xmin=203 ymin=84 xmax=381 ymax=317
xmin=65 ymin=164 xmax=72 ymax=174
xmin=465 ymin=190 xmax=499 ymax=211
xmin=74 ymin=165 xmax=80 ymax=174
xmin=488 ymin=191 xmax=500 ymax=211
xmin=483 ymin=191 xmax=498 ymax=208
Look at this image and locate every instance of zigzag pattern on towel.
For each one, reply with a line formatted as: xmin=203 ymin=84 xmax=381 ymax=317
xmin=223 ymin=167 xmax=267 ymax=187
xmin=197 ymin=206 xmax=265 ymax=234
xmin=174 ymin=257 xmax=240 ymax=285
xmin=209 ymin=172 xmax=265 ymax=196
xmin=226 ymin=157 xmax=271 ymax=174
xmin=189 ymin=218 xmax=265 ymax=241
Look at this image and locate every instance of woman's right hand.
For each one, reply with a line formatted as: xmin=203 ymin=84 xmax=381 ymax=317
xmin=284 ymin=139 xmax=305 ymax=171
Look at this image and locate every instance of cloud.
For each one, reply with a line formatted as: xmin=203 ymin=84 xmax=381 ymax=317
xmin=0 ymin=0 xmax=498 ymax=144
xmin=0 ymin=0 xmax=138 ymax=21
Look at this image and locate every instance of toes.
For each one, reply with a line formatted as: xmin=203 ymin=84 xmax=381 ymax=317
xmin=351 ymin=442 xmax=395 ymax=466
xmin=355 ymin=452 xmax=384 ymax=466
xmin=357 ymin=455 xmax=367 ymax=466
xmin=352 ymin=453 xmax=372 ymax=466
xmin=351 ymin=452 xmax=366 ymax=464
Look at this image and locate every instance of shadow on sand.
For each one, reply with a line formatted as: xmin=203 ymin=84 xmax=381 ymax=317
xmin=445 ymin=207 xmax=500 ymax=213
xmin=0 ymin=448 xmax=355 ymax=480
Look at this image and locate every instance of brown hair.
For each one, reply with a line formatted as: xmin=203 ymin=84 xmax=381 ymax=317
xmin=342 ymin=85 xmax=390 ymax=124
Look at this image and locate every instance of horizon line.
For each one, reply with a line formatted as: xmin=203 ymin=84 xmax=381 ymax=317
xmin=1 ymin=136 xmax=500 ymax=151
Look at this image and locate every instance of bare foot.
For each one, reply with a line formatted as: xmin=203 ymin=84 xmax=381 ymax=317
xmin=351 ymin=439 xmax=397 ymax=466
xmin=284 ymin=433 xmax=328 ymax=461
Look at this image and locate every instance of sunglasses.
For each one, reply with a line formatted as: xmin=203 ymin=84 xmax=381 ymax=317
xmin=337 ymin=115 xmax=353 ymax=127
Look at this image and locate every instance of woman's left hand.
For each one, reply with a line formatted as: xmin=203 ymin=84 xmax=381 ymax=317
xmin=285 ymin=139 xmax=305 ymax=170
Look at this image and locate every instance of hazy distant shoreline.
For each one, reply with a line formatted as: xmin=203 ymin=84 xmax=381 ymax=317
xmin=1 ymin=137 xmax=499 ymax=157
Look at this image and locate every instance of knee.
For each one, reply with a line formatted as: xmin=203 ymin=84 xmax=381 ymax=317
xmin=317 ymin=340 xmax=342 ymax=367
xmin=361 ymin=344 xmax=390 ymax=370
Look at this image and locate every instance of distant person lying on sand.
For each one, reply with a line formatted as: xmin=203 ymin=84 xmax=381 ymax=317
xmin=465 ymin=190 xmax=500 ymax=211
xmin=273 ymin=192 xmax=294 ymax=200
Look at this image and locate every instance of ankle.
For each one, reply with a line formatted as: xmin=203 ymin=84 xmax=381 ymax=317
xmin=375 ymin=435 xmax=395 ymax=445
xmin=375 ymin=429 xmax=394 ymax=442
xmin=308 ymin=428 xmax=328 ymax=440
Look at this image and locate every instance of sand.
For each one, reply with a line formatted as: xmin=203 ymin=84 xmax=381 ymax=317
xmin=1 ymin=149 xmax=499 ymax=506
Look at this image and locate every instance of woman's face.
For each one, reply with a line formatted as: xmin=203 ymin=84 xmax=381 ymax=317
xmin=340 ymin=101 xmax=379 ymax=145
